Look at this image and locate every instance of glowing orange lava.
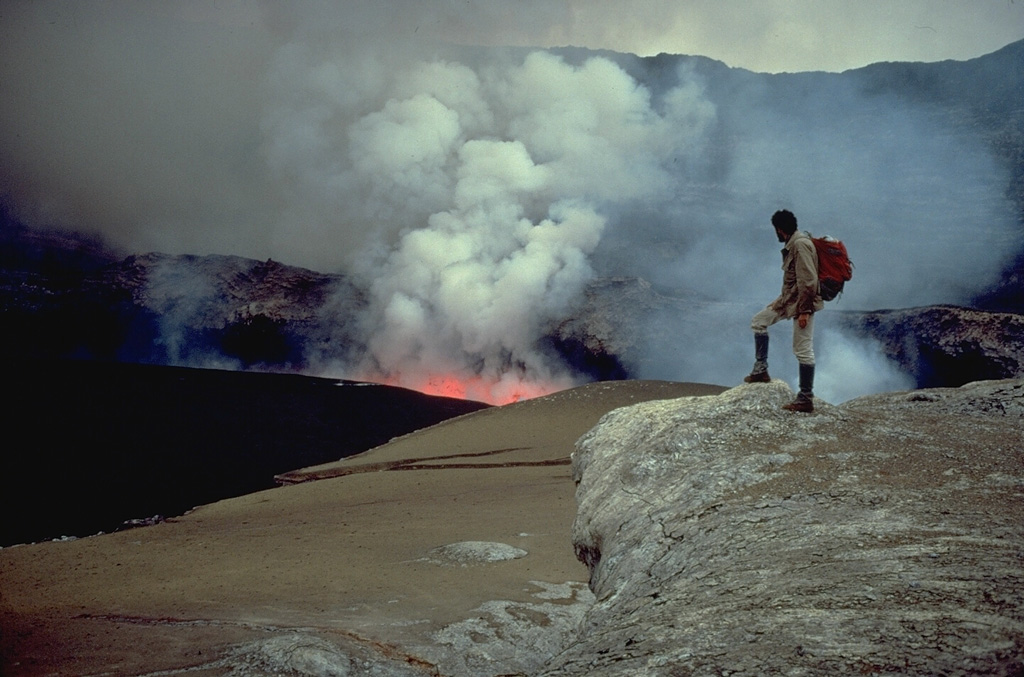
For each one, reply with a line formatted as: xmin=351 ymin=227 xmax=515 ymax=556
xmin=356 ymin=370 xmax=569 ymax=405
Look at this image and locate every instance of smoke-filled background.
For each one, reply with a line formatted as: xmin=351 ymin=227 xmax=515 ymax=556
xmin=2 ymin=1 xmax=1023 ymax=403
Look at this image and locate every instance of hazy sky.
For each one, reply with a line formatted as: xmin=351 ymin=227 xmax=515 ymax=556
xmin=22 ymin=0 xmax=1018 ymax=74
xmin=432 ymin=0 xmax=1024 ymax=72
xmin=5 ymin=1 xmax=1018 ymax=72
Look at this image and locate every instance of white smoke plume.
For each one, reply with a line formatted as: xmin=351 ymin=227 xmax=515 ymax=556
xmin=1 ymin=4 xmax=1021 ymax=403
xmin=262 ymin=46 xmax=715 ymax=400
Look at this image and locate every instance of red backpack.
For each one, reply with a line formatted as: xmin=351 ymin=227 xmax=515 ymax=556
xmin=811 ymin=235 xmax=853 ymax=301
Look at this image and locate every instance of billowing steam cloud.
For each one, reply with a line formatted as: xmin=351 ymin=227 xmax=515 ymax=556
xmin=261 ymin=33 xmax=1019 ymax=402
xmin=262 ymin=48 xmax=715 ymax=400
xmin=1 ymin=5 xmax=1021 ymax=403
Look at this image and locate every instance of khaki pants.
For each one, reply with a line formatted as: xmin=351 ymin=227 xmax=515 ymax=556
xmin=751 ymin=306 xmax=815 ymax=366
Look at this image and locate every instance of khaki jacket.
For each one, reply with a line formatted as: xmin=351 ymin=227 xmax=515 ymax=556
xmin=770 ymin=230 xmax=824 ymax=318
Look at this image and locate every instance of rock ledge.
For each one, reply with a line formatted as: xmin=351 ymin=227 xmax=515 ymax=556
xmin=548 ymin=379 xmax=1024 ymax=675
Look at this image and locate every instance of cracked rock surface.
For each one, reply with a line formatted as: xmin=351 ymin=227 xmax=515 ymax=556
xmin=544 ymin=379 xmax=1024 ymax=675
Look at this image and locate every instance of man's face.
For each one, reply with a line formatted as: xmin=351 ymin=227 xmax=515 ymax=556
xmin=774 ymin=226 xmax=789 ymax=243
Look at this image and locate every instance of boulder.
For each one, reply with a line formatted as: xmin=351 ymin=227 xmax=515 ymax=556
xmin=424 ymin=541 xmax=529 ymax=566
xmin=546 ymin=379 xmax=1024 ymax=675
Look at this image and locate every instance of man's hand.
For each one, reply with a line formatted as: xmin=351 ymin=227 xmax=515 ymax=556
xmin=797 ymin=313 xmax=810 ymax=329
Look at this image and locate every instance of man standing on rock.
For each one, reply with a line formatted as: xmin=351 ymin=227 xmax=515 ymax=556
xmin=744 ymin=209 xmax=823 ymax=412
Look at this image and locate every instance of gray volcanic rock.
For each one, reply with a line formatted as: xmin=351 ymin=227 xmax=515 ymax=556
xmin=552 ymin=277 xmax=665 ymax=361
xmin=554 ymin=280 xmax=1024 ymax=388
xmin=839 ymin=305 xmax=1024 ymax=387
xmin=116 ymin=252 xmax=360 ymax=327
xmin=546 ymin=379 xmax=1023 ymax=675
xmin=426 ymin=582 xmax=596 ymax=677
xmin=4 ymin=217 xmax=1023 ymax=387
xmin=549 ymin=276 xmax=744 ymax=380
xmin=424 ymin=541 xmax=529 ymax=566
xmin=110 ymin=252 xmax=368 ymax=366
xmin=0 ymin=241 xmax=370 ymax=366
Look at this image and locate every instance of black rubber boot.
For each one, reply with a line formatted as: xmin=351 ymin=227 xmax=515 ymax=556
xmin=744 ymin=333 xmax=770 ymax=383
xmin=799 ymin=362 xmax=814 ymax=398
xmin=783 ymin=363 xmax=815 ymax=412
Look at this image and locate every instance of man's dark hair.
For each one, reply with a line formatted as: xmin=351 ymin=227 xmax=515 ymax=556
xmin=771 ymin=209 xmax=798 ymax=235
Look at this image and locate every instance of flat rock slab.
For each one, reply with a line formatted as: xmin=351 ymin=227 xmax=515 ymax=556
xmin=547 ymin=379 xmax=1024 ymax=675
